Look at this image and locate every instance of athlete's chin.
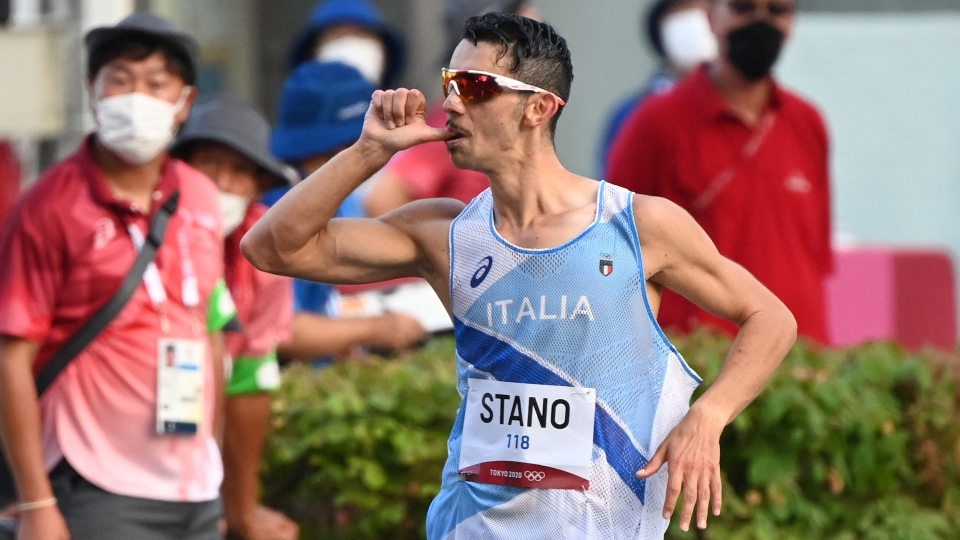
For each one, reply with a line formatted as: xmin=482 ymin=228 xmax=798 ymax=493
xmin=447 ymin=148 xmax=480 ymax=171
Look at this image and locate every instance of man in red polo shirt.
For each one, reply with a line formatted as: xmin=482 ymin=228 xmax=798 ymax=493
xmin=607 ymin=0 xmax=831 ymax=342
xmin=0 ymin=13 xmax=232 ymax=540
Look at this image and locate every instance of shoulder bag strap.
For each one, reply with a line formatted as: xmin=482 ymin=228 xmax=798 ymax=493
xmin=691 ymin=111 xmax=778 ymax=214
xmin=34 ymin=191 xmax=181 ymax=396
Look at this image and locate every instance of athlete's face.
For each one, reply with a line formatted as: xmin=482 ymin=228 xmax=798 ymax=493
xmin=442 ymin=41 xmax=529 ymax=172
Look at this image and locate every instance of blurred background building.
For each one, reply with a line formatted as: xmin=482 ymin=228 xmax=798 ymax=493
xmin=1 ymin=0 xmax=959 ymax=344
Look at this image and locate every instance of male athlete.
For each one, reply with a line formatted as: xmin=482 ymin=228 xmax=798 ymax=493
xmin=243 ymin=13 xmax=796 ymax=540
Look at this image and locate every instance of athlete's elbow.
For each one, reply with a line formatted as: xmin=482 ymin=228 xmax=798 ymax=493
xmin=773 ymin=301 xmax=798 ymax=350
xmin=240 ymin=227 xmax=285 ymax=274
xmin=739 ymin=297 xmax=797 ymax=352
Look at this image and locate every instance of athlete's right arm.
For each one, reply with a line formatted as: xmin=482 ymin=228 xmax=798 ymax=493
xmin=241 ymin=89 xmax=454 ymax=284
xmin=0 ymin=337 xmax=70 ymax=540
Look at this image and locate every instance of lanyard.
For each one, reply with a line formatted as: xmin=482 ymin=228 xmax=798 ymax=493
xmin=127 ymin=220 xmax=200 ymax=332
xmin=176 ymin=228 xmax=200 ymax=308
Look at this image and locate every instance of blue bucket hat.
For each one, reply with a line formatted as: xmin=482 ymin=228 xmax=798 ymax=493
xmin=288 ymin=0 xmax=406 ymax=88
xmin=271 ymin=61 xmax=374 ymax=163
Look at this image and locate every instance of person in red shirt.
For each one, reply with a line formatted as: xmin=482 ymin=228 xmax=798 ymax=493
xmin=172 ymin=98 xmax=299 ymax=540
xmin=0 ymin=13 xmax=234 ymax=540
xmin=361 ymin=0 xmax=540 ymax=216
xmin=0 ymin=142 xmax=20 ymax=226
xmin=607 ymin=0 xmax=831 ymax=342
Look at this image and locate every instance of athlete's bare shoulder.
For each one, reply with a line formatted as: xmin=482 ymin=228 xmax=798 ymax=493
xmin=379 ymin=196 xmax=466 ymax=279
xmin=631 ymin=193 xmax=715 ymax=280
xmin=381 ymin=197 xmax=465 ymax=239
xmin=631 ymin=193 xmax=691 ymax=241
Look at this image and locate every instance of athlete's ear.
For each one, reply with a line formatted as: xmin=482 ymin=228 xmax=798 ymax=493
xmin=522 ymin=93 xmax=562 ymax=131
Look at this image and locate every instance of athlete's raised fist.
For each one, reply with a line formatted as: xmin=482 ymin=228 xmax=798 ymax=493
xmin=360 ymin=88 xmax=453 ymax=155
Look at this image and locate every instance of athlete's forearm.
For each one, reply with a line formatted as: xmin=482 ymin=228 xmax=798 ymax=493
xmin=0 ymin=338 xmax=54 ymax=502
xmin=692 ymin=304 xmax=796 ymax=424
xmin=241 ymin=141 xmax=392 ymax=274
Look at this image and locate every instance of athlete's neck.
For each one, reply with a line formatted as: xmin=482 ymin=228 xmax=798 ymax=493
xmin=708 ymin=59 xmax=773 ymax=126
xmin=486 ymin=148 xmax=599 ymax=250
xmin=92 ymin=138 xmax=165 ymax=212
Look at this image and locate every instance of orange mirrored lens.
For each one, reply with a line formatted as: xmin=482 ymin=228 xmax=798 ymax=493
xmin=442 ymin=71 xmax=503 ymax=103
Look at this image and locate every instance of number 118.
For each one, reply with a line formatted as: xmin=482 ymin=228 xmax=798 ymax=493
xmin=507 ymin=434 xmax=530 ymax=449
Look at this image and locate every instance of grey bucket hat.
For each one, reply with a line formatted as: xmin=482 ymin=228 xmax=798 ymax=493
xmin=85 ymin=12 xmax=199 ymax=84
xmin=171 ymin=97 xmax=296 ymax=189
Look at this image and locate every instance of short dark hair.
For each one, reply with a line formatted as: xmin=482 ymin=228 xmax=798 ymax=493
xmin=462 ymin=13 xmax=573 ymax=136
xmin=87 ymin=33 xmax=194 ymax=84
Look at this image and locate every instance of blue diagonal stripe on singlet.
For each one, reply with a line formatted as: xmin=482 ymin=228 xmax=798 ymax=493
xmin=454 ymin=317 xmax=648 ymax=503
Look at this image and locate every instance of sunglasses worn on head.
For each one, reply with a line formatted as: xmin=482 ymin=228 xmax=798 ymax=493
xmin=442 ymin=68 xmax=567 ymax=106
xmin=728 ymin=0 xmax=796 ymax=17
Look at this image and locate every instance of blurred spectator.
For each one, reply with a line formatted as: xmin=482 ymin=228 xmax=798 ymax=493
xmin=171 ymin=98 xmax=299 ymax=540
xmin=287 ymin=0 xmax=405 ymax=88
xmin=267 ymin=61 xmax=426 ymax=361
xmin=598 ymin=0 xmax=716 ymax=174
xmin=0 ymin=142 xmax=20 ymax=226
xmin=607 ymin=0 xmax=831 ymax=342
xmin=362 ymin=0 xmax=539 ymax=216
xmin=0 ymin=12 xmax=235 ymax=540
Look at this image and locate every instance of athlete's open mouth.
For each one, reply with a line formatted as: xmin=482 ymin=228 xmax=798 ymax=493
xmin=446 ymin=124 xmax=467 ymax=142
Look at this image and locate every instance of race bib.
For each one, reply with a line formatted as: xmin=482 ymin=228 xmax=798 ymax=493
xmin=458 ymin=379 xmax=596 ymax=490
xmin=156 ymin=339 xmax=205 ymax=435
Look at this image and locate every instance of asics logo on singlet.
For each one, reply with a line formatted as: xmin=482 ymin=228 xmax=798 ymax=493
xmin=524 ymin=471 xmax=545 ymax=482
xmin=471 ymin=256 xmax=493 ymax=288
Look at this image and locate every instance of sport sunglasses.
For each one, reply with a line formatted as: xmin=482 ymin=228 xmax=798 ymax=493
xmin=442 ymin=68 xmax=567 ymax=106
xmin=727 ymin=0 xmax=796 ymax=17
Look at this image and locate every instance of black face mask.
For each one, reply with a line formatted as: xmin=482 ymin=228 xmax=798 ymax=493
xmin=727 ymin=20 xmax=785 ymax=80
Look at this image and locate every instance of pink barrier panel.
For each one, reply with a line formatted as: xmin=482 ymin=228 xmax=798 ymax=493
xmin=827 ymin=248 xmax=957 ymax=350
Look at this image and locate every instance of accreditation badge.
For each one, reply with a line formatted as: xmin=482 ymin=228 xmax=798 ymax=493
xmin=156 ymin=339 xmax=205 ymax=435
xmin=458 ymin=379 xmax=596 ymax=490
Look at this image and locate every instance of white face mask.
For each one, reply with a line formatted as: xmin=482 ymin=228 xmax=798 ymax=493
xmin=94 ymin=90 xmax=189 ymax=165
xmin=661 ymin=9 xmax=719 ymax=72
xmin=219 ymin=191 xmax=251 ymax=237
xmin=316 ymin=36 xmax=386 ymax=86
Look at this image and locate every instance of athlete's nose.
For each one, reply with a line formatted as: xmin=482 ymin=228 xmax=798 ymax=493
xmin=443 ymin=86 xmax=466 ymax=114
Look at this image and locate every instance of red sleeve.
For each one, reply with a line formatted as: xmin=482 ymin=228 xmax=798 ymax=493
xmin=606 ymin=101 xmax=670 ymax=197
xmin=0 ymin=197 xmax=65 ymax=343
xmin=240 ymin=269 xmax=293 ymax=358
xmin=385 ymin=142 xmax=453 ymax=200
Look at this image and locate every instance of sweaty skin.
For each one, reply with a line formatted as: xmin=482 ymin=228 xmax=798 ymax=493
xmin=242 ymin=40 xmax=796 ymax=533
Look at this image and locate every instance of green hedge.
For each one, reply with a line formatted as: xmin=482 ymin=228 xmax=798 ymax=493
xmin=262 ymin=333 xmax=960 ymax=540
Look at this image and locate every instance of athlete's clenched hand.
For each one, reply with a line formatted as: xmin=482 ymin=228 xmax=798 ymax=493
xmin=359 ymin=88 xmax=453 ymax=156
xmin=635 ymin=403 xmax=725 ymax=532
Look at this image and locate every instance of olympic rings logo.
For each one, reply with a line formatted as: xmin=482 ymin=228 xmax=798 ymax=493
xmin=524 ymin=471 xmax=546 ymax=482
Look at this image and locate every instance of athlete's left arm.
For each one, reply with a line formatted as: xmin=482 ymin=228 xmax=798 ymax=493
xmin=632 ymin=195 xmax=797 ymax=532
